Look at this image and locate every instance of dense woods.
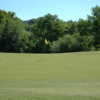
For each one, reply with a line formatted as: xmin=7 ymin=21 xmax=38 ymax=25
xmin=0 ymin=6 xmax=100 ymax=53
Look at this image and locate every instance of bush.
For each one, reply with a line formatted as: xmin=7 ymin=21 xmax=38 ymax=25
xmin=79 ymin=35 xmax=95 ymax=51
xmin=50 ymin=34 xmax=80 ymax=53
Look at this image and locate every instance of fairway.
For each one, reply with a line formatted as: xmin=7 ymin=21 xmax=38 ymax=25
xmin=0 ymin=52 xmax=100 ymax=100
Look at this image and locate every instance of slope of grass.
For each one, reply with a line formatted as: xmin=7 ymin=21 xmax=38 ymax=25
xmin=0 ymin=52 xmax=100 ymax=100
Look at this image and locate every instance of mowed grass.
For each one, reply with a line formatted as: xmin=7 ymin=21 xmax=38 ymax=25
xmin=0 ymin=52 xmax=100 ymax=100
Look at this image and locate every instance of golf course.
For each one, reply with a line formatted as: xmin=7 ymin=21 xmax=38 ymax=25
xmin=0 ymin=52 xmax=100 ymax=100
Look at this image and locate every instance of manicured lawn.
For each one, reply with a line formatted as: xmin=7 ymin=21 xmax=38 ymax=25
xmin=0 ymin=52 xmax=100 ymax=100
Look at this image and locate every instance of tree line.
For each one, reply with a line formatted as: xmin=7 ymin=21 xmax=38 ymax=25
xmin=0 ymin=6 xmax=100 ymax=53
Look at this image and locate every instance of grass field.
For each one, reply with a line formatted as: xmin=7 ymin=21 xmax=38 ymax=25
xmin=0 ymin=52 xmax=100 ymax=100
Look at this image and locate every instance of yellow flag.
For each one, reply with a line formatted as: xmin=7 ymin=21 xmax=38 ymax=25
xmin=45 ymin=39 xmax=48 ymax=45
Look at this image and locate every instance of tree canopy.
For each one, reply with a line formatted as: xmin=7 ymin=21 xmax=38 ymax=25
xmin=0 ymin=6 xmax=100 ymax=53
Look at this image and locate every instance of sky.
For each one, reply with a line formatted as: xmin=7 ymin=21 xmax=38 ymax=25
xmin=0 ymin=0 xmax=100 ymax=21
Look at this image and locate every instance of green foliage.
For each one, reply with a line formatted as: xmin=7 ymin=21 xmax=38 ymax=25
xmin=79 ymin=35 xmax=95 ymax=51
xmin=30 ymin=14 xmax=65 ymax=42
xmin=77 ymin=19 xmax=92 ymax=36
xmin=64 ymin=20 xmax=78 ymax=35
xmin=0 ymin=10 xmax=30 ymax=52
xmin=50 ymin=34 xmax=80 ymax=53
xmin=88 ymin=6 xmax=100 ymax=48
xmin=0 ymin=6 xmax=100 ymax=53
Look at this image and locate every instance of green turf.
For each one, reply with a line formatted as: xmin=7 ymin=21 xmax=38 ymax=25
xmin=0 ymin=52 xmax=100 ymax=100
